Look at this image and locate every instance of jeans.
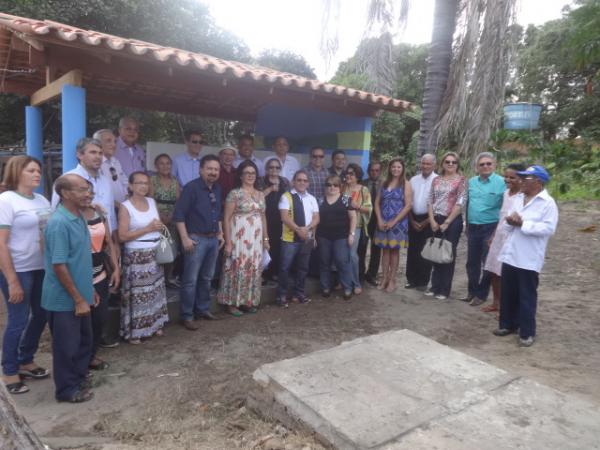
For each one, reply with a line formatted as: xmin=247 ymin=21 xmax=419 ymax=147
xmin=48 ymin=310 xmax=93 ymax=400
xmin=430 ymin=215 xmax=463 ymax=297
xmin=348 ymin=229 xmax=362 ymax=289
xmin=466 ymin=222 xmax=497 ymax=299
xmin=1 ymin=270 xmax=46 ymax=376
xmin=180 ymin=236 xmax=219 ymax=321
xmin=405 ymin=213 xmax=433 ymax=287
xmin=317 ymin=237 xmax=352 ymax=293
xmin=91 ymin=277 xmax=110 ymax=359
xmin=499 ymin=263 xmax=539 ymax=338
xmin=277 ymin=241 xmax=311 ymax=300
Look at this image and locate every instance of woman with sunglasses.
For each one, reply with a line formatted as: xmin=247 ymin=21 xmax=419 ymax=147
xmin=218 ymin=161 xmax=268 ymax=316
xmin=258 ymin=159 xmax=290 ymax=282
xmin=150 ymin=153 xmax=181 ymax=287
xmin=0 ymin=156 xmax=51 ymax=394
xmin=373 ymin=158 xmax=412 ymax=292
xmin=426 ymin=151 xmax=467 ymax=300
xmin=118 ymin=171 xmax=168 ymax=344
xmin=317 ymin=175 xmax=356 ymax=300
xmin=343 ymin=163 xmax=372 ymax=295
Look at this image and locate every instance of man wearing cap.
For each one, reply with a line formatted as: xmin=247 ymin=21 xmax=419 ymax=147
xmin=493 ymin=165 xmax=558 ymax=347
xmin=172 ymin=130 xmax=204 ymax=187
xmin=463 ymin=152 xmax=506 ymax=306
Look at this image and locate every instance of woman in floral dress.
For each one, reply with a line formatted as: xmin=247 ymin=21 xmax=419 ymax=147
xmin=218 ymin=161 xmax=269 ymax=316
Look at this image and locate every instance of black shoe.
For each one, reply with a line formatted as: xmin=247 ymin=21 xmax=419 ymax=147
xmin=99 ymin=341 xmax=119 ymax=349
xmin=519 ymin=336 xmax=535 ymax=347
xmin=459 ymin=294 xmax=474 ymax=302
xmin=404 ymin=283 xmax=416 ymax=289
xmin=343 ymin=291 xmax=352 ymax=301
xmin=493 ymin=328 xmax=517 ymax=337
xmin=197 ymin=312 xmax=219 ymax=321
xmin=365 ymin=275 xmax=378 ymax=287
xmin=322 ymin=290 xmax=331 ymax=298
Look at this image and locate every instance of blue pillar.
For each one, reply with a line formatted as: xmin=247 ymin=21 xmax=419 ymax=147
xmin=25 ymin=106 xmax=44 ymax=193
xmin=61 ymin=84 xmax=86 ymax=173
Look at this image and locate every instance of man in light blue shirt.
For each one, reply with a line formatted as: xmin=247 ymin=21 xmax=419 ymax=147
xmin=463 ymin=152 xmax=506 ymax=306
xmin=172 ymin=129 xmax=204 ymax=187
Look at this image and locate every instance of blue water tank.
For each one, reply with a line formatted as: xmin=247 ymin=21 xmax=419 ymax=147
xmin=503 ymin=103 xmax=542 ymax=130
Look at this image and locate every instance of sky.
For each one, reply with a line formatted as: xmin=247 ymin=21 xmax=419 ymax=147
xmin=199 ymin=0 xmax=573 ymax=80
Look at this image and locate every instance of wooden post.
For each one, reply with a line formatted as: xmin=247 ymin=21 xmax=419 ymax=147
xmin=0 ymin=384 xmax=45 ymax=449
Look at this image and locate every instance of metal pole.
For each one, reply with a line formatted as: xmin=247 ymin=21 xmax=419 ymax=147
xmin=61 ymin=84 xmax=86 ymax=173
xmin=25 ymin=106 xmax=44 ymax=193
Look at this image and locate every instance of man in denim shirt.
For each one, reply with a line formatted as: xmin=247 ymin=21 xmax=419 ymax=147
xmin=174 ymin=154 xmax=224 ymax=330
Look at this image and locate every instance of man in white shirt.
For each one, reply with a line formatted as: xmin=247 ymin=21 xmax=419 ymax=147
xmin=51 ymin=138 xmax=117 ymax=236
xmin=172 ymin=130 xmax=204 ymax=187
xmin=264 ymin=136 xmax=299 ymax=182
xmin=493 ymin=165 xmax=559 ymax=347
xmin=94 ymin=129 xmax=128 ymax=205
xmin=233 ymin=134 xmax=264 ymax=176
xmin=405 ymin=154 xmax=438 ymax=290
xmin=277 ymin=169 xmax=320 ymax=307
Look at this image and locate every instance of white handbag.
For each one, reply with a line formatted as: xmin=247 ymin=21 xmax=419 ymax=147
xmin=421 ymin=235 xmax=453 ymax=264
xmin=156 ymin=225 xmax=176 ymax=264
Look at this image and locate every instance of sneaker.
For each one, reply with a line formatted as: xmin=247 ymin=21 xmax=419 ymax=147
xmin=424 ymin=290 xmax=435 ymax=297
xmin=459 ymin=294 xmax=474 ymax=302
xmin=276 ymin=298 xmax=289 ymax=308
xmin=415 ymin=285 xmax=428 ymax=292
xmin=519 ymin=336 xmax=535 ymax=347
xmin=469 ymin=297 xmax=485 ymax=307
xmin=493 ymin=328 xmax=517 ymax=337
xmin=99 ymin=341 xmax=119 ymax=349
xmin=404 ymin=283 xmax=416 ymax=289
xmin=343 ymin=291 xmax=352 ymax=301
xmin=434 ymin=294 xmax=447 ymax=300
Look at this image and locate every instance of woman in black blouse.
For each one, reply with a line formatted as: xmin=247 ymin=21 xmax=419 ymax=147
xmin=259 ymin=158 xmax=290 ymax=282
xmin=316 ymin=175 xmax=357 ymax=300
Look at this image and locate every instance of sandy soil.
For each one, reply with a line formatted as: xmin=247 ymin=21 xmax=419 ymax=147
xmin=1 ymin=200 xmax=599 ymax=450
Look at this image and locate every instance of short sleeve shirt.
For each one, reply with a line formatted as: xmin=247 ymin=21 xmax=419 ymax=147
xmin=42 ymin=205 xmax=94 ymax=311
xmin=467 ymin=173 xmax=506 ymax=224
xmin=0 ymin=191 xmax=51 ymax=272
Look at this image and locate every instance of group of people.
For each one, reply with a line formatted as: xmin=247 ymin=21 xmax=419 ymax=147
xmin=0 ymin=115 xmax=558 ymax=404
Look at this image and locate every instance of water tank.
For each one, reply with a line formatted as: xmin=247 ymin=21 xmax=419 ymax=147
xmin=503 ymin=103 xmax=542 ymax=130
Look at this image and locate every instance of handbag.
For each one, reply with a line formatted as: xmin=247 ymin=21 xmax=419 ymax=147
xmin=421 ymin=234 xmax=453 ymax=264
xmin=156 ymin=225 xmax=176 ymax=264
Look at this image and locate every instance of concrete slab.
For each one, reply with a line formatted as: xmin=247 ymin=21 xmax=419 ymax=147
xmin=249 ymin=330 xmax=600 ymax=450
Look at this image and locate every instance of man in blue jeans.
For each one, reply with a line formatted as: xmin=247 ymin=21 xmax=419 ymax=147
xmin=277 ymin=170 xmax=320 ymax=307
xmin=463 ymin=152 xmax=505 ymax=306
xmin=174 ymin=154 xmax=224 ymax=330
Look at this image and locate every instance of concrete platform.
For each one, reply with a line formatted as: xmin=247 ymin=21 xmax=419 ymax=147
xmin=249 ymin=330 xmax=600 ymax=450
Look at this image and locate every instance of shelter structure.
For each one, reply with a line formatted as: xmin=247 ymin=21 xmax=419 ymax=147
xmin=0 ymin=13 xmax=411 ymax=186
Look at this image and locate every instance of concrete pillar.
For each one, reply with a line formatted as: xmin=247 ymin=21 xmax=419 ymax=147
xmin=254 ymin=103 xmax=372 ymax=172
xmin=61 ymin=84 xmax=86 ymax=173
xmin=25 ymin=106 xmax=44 ymax=193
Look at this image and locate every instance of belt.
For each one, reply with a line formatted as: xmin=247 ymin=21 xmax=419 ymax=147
xmin=190 ymin=232 xmax=218 ymax=238
xmin=468 ymin=222 xmax=497 ymax=228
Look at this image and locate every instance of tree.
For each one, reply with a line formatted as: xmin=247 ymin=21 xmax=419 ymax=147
xmin=256 ymin=50 xmax=317 ymax=79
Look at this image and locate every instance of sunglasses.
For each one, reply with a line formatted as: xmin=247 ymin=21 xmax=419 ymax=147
xmin=242 ymin=171 xmax=256 ymax=176
xmin=479 ymin=162 xmax=493 ymax=167
xmin=345 ymin=171 xmax=356 ymax=176
xmin=268 ymin=165 xmax=281 ymax=170
xmin=325 ymin=183 xmax=339 ymax=188
xmin=312 ymin=154 xmax=325 ymax=159
xmin=109 ymin=166 xmax=118 ymax=181
xmin=444 ymin=160 xmax=458 ymax=165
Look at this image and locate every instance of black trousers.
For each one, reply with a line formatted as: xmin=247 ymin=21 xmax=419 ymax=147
xmin=48 ymin=310 xmax=93 ymax=400
xmin=362 ymin=217 xmax=381 ymax=280
xmin=430 ymin=214 xmax=463 ymax=297
xmin=91 ymin=277 xmax=110 ymax=359
xmin=405 ymin=213 xmax=433 ymax=287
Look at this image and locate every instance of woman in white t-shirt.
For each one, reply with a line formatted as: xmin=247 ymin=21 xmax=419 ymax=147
xmin=118 ymin=171 xmax=168 ymax=344
xmin=0 ymin=156 xmax=52 ymax=394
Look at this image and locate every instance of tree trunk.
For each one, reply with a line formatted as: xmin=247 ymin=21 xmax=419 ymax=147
xmin=0 ymin=384 xmax=44 ymax=449
xmin=417 ymin=0 xmax=458 ymax=160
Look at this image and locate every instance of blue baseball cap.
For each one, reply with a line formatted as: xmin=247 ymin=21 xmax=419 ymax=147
xmin=517 ymin=165 xmax=550 ymax=183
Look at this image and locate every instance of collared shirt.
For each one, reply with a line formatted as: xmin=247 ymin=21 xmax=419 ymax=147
xmin=51 ymin=164 xmax=116 ymax=233
xmin=410 ymin=172 xmax=438 ymax=215
xmin=328 ymin=166 xmax=346 ymax=183
xmin=100 ymin=155 xmax=128 ymax=203
xmin=467 ymin=173 xmax=505 ymax=224
xmin=41 ymin=204 xmax=94 ymax=311
xmin=173 ymin=177 xmax=222 ymax=235
xmin=278 ymin=189 xmax=319 ymax=242
xmin=115 ymin=137 xmax=146 ymax=176
xmin=172 ymin=151 xmax=201 ymax=187
xmin=499 ymin=189 xmax=559 ymax=273
xmin=304 ymin=164 xmax=328 ymax=204
xmin=216 ymin=166 xmax=236 ymax=201
xmin=264 ymin=154 xmax=300 ymax=182
xmin=234 ymin=155 xmax=265 ymax=176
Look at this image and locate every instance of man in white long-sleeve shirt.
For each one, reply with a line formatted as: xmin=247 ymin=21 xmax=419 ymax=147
xmin=493 ymin=165 xmax=558 ymax=347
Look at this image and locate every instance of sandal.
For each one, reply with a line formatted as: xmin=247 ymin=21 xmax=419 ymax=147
xmin=155 ymin=329 xmax=164 ymax=337
xmin=57 ymin=389 xmax=94 ymax=403
xmin=88 ymin=359 xmax=110 ymax=371
xmin=481 ymin=304 xmax=499 ymax=313
xmin=292 ymin=296 xmax=311 ymax=304
xmin=18 ymin=367 xmax=50 ymax=379
xmin=6 ymin=381 xmax=29 ymax=394
xmin=228 ymin=306 xmax=244 ymax=317
xmin=353 ymin=287 xmax=363 ymax=295
xmin=240 ymin=306 xmax=257 ymax=314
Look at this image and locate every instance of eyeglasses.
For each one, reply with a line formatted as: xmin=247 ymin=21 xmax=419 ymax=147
xmin=68 ymin=186 xmax=93 ymax=193
xmin=312 ymin=154 xmax=325 ymax=159
xmin=242 ymin=171 xmax=256 ymax=176
xmin=345 ymin=171 xmax=356 ymax=176
xmin=267 ymin=166 xmax=281 ymax=170
xmin=295 ymin=179 xmax=309 ymax=183
xmin=325 ymin=183 xmax=339 ymax=188
xmin=133 ymin=181 xmax=149 ymax=185
xmin=479 ymin=162 xmax=493 ymax=167
xmin=109 ymin=166 xmax=118 ymax=181
xmin=190 ymin=140 xmax=202 ymax=144
xmin=444 ymin=160 xmax=458 ymax=165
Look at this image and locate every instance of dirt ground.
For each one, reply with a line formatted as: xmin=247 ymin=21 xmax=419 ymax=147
xmin=2 ymin=200 xmax=600 ymax=450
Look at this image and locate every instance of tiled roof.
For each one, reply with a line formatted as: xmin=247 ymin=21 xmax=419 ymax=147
xmin=0 ymin=13 xmax=411 ymax=117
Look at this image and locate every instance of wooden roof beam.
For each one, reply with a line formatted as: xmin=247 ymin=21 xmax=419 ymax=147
xmin=30 ymin=68 xmax=82 ymax=106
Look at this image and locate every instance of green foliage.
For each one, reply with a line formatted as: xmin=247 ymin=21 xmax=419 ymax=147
xmin=569 ymin=0 xmax=600 ymax=70
xmin=256 ymin=50 xmax=316 ymax=79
